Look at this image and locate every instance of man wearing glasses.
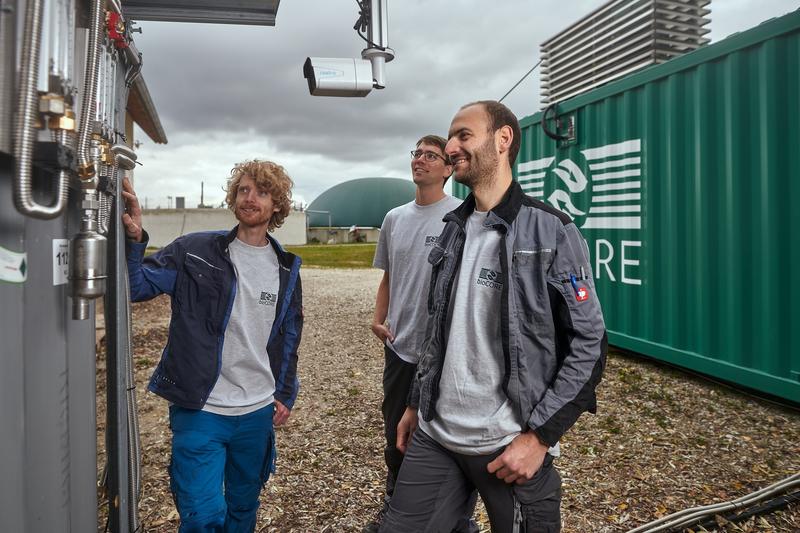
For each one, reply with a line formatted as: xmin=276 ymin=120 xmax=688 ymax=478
xmin=366 ymin=135 xmax=477 ymax=533
xmin=381 ymin=101 xmax=607 ymax=532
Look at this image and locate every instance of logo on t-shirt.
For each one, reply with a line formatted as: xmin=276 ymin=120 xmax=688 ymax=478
xmin=425 ymin=235 xmax=439 ymax=246
xmin=259 ymin=292 xmax=277 ymax=306
xmin=477 ymin=268 xmax=503 ymax=290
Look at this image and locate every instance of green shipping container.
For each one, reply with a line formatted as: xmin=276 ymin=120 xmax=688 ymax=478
xmin=454 ymin=9 xmax=800 ymax=403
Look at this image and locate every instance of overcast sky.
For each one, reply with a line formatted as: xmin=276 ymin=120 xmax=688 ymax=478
xmin=130 ymin=0 xmax=798 ymax=209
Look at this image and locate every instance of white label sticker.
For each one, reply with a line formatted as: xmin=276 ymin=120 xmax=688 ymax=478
xmin=53 ymin=239 xmax=69 ymax=285
xmin=0 ymin=245 xmax=28 ymax=283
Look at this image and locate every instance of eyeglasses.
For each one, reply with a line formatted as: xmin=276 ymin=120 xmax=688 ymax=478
xmin=410 ymin=150 xmax=448 ymax=163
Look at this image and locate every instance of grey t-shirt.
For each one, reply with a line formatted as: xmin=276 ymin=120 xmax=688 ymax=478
xmin=203 ymin=238 xmax=280 ymax=415
xmin=419 ymin=210 xmax=524 ymax=455
xmin=373 ymin=195 xmax=462 ymax=363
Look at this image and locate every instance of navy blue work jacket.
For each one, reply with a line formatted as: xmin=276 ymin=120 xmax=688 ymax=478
xmin=126 ymin=226 xmax=303 ymax=410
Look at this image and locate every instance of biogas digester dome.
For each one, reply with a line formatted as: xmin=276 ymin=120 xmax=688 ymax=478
xmin=307 ymin=177 xmax=415 ymax=228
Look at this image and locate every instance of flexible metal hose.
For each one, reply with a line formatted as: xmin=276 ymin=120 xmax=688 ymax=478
xmin=97 ymin=164 xmax=114 ymax=235
xmin=106 ymin=0 xmax=122 ymax=15
xmin=114 ymin=144 xmax=142 ymax=530
xmin=56 ymin=127 xmax=77 ymax=221
xmin=109 ymin=148 xmax=138 ymax=237
xmin=60 ymin=126 xmax=77 ymax=154
xmin=99 ymin=168 xmax=142 ymax=531
xmin=0 ymin=0 xmax=16 ymax=154
xmin=626 ymin=472 xmax=800 ymax=533
xmin=123 ymin=266 xmax=142 ymax=531
xmin=12 ymin=0 xmax=69 ymax=219
xmin=77 ymin=0 xmax=103 ymax=178
xmin=98 ymin=192 xmax=110 ymax=234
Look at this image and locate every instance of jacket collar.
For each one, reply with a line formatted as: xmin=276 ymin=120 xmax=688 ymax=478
xmin=217 ymin=225 xmax=298 ymax=270
xmin=490 ymin=180 xmax=524 ymax=227
xmin=445 ymin=180 xmax=523 ymax=229
xmin=444 ymin=193 xmax=476 ymax=227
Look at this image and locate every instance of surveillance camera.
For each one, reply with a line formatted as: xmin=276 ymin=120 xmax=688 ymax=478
xmin=303 ymin=57 xmax=374 ymax=97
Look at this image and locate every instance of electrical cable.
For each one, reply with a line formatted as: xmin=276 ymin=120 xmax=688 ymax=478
xmin=354 ymin=0 xmax=370 ymax=45
xmin=499 ymin=59 xmax=542 ymax=103
xmin=353 ymin=0 xmax=387 ymax=50
xmin=541 ymin=102 xmax=569 ymax=141
xmin=692 ymin=489 xmax=800 ymax=531
xmin=626 ymin=472 xmax=800 ymax=533
xmin=124 ymin=52 xmax=142 ymax=87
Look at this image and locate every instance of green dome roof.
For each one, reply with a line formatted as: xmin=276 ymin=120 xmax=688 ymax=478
xmin=307 ymin=177 xmax=415 ymax=227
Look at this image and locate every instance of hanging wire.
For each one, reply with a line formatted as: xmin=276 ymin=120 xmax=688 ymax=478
xmin=353 ymin=0 xmax=371 ymax=46
xmin=499 ymin=59 xmax=542 ymax=103
xmin=353 ymin=0 xmax=388 ymax=51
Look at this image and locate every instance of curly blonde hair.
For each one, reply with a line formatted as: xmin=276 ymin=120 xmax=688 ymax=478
xmin=225 ymin=160 xmax=294 ymax=232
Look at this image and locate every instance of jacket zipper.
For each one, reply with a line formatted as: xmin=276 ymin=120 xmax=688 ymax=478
xmin=186 ymin=252 xmax=224 ymax=270
xmin=498 ymin=225 xmax=514 ymax=404
xmin=203 ymin=245 xmax=236 ymax=404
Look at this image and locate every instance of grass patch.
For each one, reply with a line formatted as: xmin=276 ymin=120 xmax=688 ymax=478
xmin=285 ymin=243 xmax=377 ymax=269
xmin=146 ymin=243 xmax=377 ymax=268
xmin=135 ymin=356 xmax=155 ymax=369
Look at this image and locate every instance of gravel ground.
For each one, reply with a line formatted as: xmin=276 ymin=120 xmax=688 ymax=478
xmin=97 ymin=267 xmax=800 ymax=532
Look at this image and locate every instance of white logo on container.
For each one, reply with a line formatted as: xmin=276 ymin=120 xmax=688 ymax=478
xmin=517 ymin=139 xmax=643 ymax=231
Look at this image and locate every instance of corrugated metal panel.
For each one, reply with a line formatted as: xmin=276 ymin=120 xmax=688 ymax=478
xmin=540 ymin=0 xmax=710 ymax=106
xmin=0 ymin=163 xmax=98 ymax=532
xmin=455 ymin=9 xmax=800 ymax=403
xmin=123 ymin=0 xmax=281 ymax=25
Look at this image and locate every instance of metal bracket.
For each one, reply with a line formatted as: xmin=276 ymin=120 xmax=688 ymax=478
xmin=542 ymin=103 xmax=577 ymax=148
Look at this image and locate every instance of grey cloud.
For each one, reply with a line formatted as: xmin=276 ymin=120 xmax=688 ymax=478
xmin=130 ymin=0 xmax=796 ymax=206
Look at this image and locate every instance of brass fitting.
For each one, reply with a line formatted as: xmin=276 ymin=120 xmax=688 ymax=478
xmin=48 ymin=107 xmax=76 ymax=131
xmin=99 ymin=140 xmax=112 ymax=164
xmin=79 ymin=163 xmax=96 ymax=180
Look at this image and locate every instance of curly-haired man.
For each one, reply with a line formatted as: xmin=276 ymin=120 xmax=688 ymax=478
xmin=122 ymin=160 xmax=303 ymax=532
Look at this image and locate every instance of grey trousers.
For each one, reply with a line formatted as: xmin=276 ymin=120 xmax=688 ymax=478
xmin=380 ymin=429 xmax=561 ymax=533
xmin=380 ymin=348 xmax=479 ymax=533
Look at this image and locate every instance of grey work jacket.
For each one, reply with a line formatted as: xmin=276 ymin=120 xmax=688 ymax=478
xmin=410 ymin=180 xmax=608 ymax=447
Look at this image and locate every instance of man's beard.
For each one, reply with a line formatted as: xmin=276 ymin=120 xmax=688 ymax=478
xmin=235 ymin=204 xmax=271 ymax=227
xmin=454 ymin=135 xmax=498 ymax=189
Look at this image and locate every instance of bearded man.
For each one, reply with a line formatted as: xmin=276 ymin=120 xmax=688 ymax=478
xmin=381 ymin=102 xmax=607 ymax=533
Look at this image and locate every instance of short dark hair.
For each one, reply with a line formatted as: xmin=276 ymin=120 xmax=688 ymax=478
xmin=416 ymin=134 xmax=447 ymax=154
xmin=462 ymin=100 xmax=521 ymax=167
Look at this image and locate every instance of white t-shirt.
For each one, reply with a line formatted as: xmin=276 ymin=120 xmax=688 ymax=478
xmin=419 ymin=211 xmax=524 ymax=455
